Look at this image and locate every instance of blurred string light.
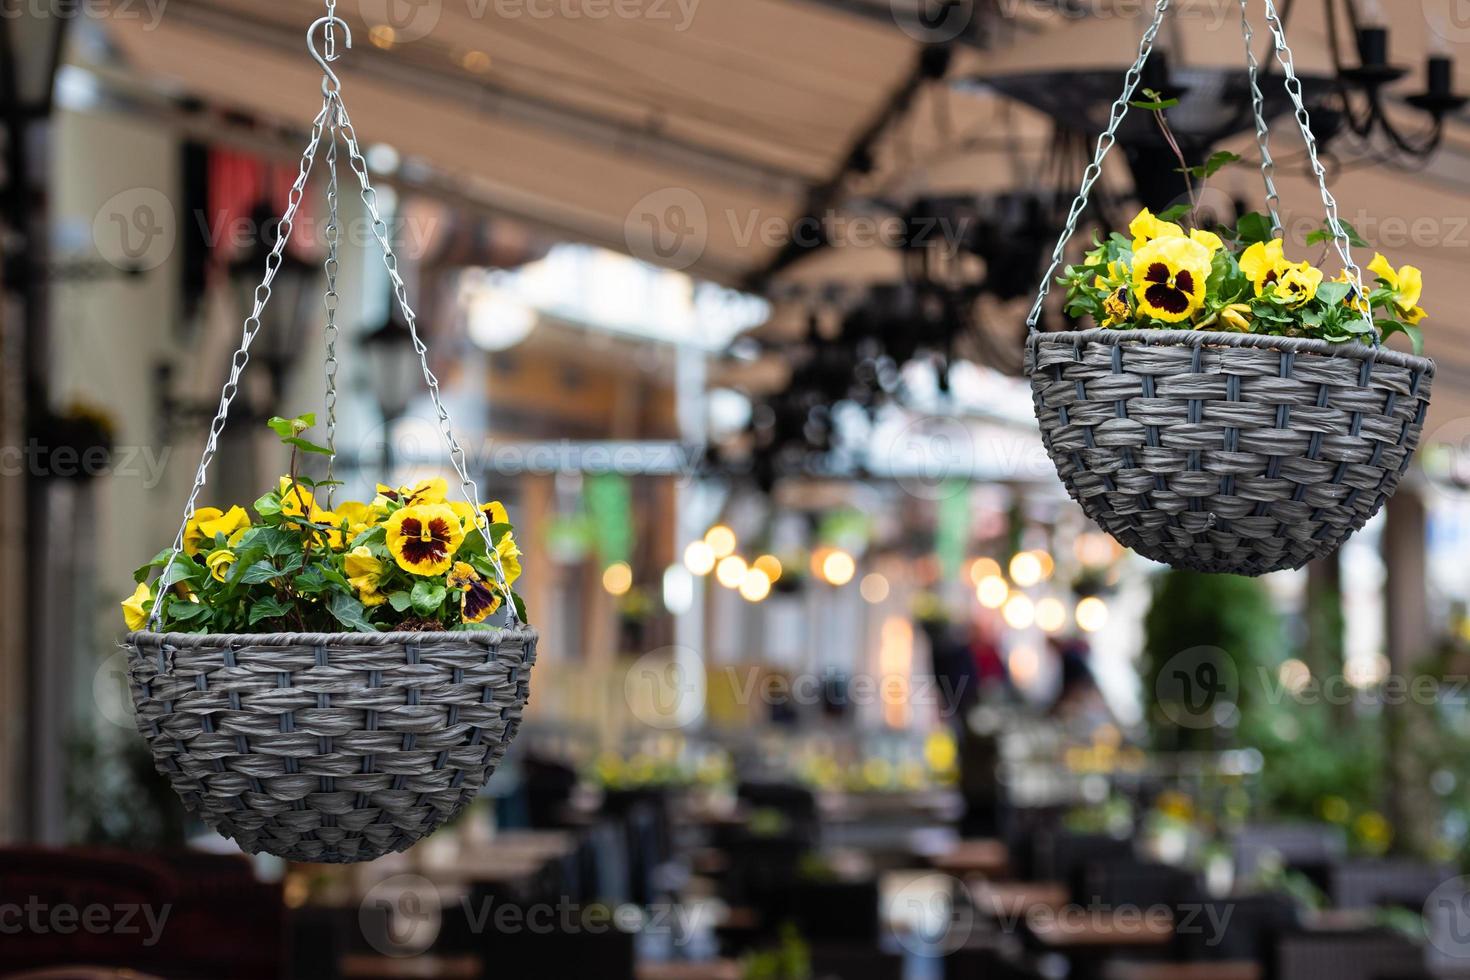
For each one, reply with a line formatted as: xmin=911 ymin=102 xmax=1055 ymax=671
xmin=683 ymin=540 xmax=716 ymax=576
xmin=663 ymin=564 xmax=695 ymax=614
xmin=821 ymin=549 xmax=856 ymax=586
xmin=705 ymin=525 xmax=737 ymax=558
xmin=715 ymin=554 xmax=748 ymax=589
xmin=752 ymin=554 xmax=783 ymax=583
xmin=976 ymin=575 xmax=1008 ymax=609
xmin=1278 ymin=658 xmax=1311 ymax=695
xmin=968 ymin=557 xmax=1001 ymax=585
xmin=1075 ymin=532 xmax=1118 ymax=566
xmin=1009 ymin=645 xmax=1040 ymax=686
xmin=602 ymin=561 xmax=632 ymax=596
xmin=739 ymin=568 xmax=772 ymax=602
xmin=1009 ymin=551 xmax=1043 ymax=587
xmin=1075 ymin=596 xmax=1109 ymax=632
xmin=1002 ymin=593 xmax=1035 ymax=630
xmin=860 ymin=573 xmax=890 ymax=604
xmin=1035 ymin=597 xmax=1067 ymax=633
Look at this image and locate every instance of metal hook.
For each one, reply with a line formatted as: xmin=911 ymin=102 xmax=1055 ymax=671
xmin=308 ymin=16 xmax=352 ymax=92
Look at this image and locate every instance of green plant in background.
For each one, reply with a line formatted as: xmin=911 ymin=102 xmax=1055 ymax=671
xmin=743 ymin=924 xmax=812 ymax=980
xmin=1141 ymin=569 xmax=1282 ymax=751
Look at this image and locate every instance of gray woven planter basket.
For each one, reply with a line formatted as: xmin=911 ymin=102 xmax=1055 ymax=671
xmin=123 ymin=626 xmax=536 ymax=863
xmin=1027 ymin=329 xmax=1434 ymax=575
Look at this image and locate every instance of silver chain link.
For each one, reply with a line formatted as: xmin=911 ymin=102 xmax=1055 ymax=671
xmin=148 ymin=97 xmax=331 ymax=628
xmin=1238 ymin=0 xmax=1282 ymax=236
xmin=321 ymin=101 xmax=341 ymax=503
xmin=1025 ymin=0 xmax=1171 ymax=332
xmin=1259 ymin=0 xmax=1376 ymax=339
xmin=149 ymin=9 xmax=520 ymax=628
xmin=330 ymin=91 xmax=521 ymax=622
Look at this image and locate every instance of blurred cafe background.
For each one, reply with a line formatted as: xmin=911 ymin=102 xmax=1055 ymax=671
xmin=7 ymin=0 xmax=1470 ymax=977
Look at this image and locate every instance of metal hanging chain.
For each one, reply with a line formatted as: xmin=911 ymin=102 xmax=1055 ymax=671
xmin=148 ymin=96 xmax=332 ymax=628
xmin=1024 ymin=0 xmax=1171 ymax=333
xmin=1258 ymin=0 xmax=1376 ymax=341
xmin=329 ymin=88 xmax=521 ymax=622
xmin=1238 ymin=0 xmax=1282 ymax=236
xmin=321 ymin=101 xmax=342 ymax=503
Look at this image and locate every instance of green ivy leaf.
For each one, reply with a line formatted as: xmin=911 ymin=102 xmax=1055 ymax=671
xmin=1314 ymin=281 xmax=1351 ymax=307
xmin=328 ymin=592 xmax=378 ymax=633
xmin=267 ymin=414 xmax=316 ymax=439
xmin=1235 ymin=212 xmax=1274 ymax=245
xmin=248 ymin=597 xmax=292 ymax=626
xmin=1180 ymin=150 xmax=1241 ymax=179
xmin=388 ymin=591 xmax=413 ymax=613
xmin=1157 ymin=203 xmax=1193 ymax=223
xmin=237 ymin=560 xmax=281 ymax=586
xmin=411 ymin=580 xmax=447 ymax=617
xmin=283 ymin=436 xmax=334 ymax=456
xmin=167 ymin=600 xmax=209 ymax=622
xmin=511 ymin=591 xmax=528 ymax=624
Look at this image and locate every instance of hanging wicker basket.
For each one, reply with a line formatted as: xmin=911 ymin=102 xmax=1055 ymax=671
xmin=123 ymin=628 xmax=536 ymax=863
xmin=123 ymin=13 xmax=535 ymax=861
xmin=1020 ymin=0 xmax=1437 ymax=574
xmin=1028 ymin=329 xmax=1433 ymax=575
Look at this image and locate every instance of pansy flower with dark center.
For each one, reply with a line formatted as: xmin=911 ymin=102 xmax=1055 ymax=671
xmin=384 ymin=503 xmax=465 ymax=576
xmin=448 ymin=561 xmax=502 ymax=623
xmin=1240 ymin=238 xmax=1287 ymax=296
xmin=1130 ymin=237 xmax=1211 ymax=323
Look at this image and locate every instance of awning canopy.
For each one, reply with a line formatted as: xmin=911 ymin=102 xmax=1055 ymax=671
xmin=99 ymin=0 xmax=1470 ymax=425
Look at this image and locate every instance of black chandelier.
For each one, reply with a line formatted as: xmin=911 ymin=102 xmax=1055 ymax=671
xmin=1325 ymin=0 xmax=1467 ymax=161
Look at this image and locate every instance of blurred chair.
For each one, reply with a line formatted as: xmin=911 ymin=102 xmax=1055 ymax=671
xmin=1268 ymin=927 xmax=1426 ymax=980
xmin=1231 ymin=824 xmax=1344 ymax=885
xmin=1328 ymin=859 xmax=1452 ymax=912
xmin=149 ymin=849 xmax=283 ymax=978
xmin=1172 ymin=894 xmax=1298 ymax=963
xmin=1077 ymin=859 xmax=1203 ymax=912
xmin=1033 ymin=831 xmax=1134 ymax=889
xmin=809 ymin=944 xmax=904 ymax=980
xmin=735 ymin=781 xmax=820 ymax=844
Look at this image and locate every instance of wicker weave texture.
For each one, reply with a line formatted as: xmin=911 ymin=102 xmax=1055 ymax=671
xmin=1027 ymin=330 xmax=1434 ymax=575
xmin=124 ymin=627 xmax=536 ymax=863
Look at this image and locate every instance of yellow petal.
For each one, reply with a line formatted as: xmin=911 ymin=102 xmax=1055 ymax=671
xmin=1395 ymin=264 xmax=1423 ymax=310
xmin=1189 ymin=228 xmax=1223 ymax=253
xmin=122 ymin=582 xmax=151 ymax=631
xmin=1366 ymin=252 xmax=1397 ymax=289
xmin=183 ymin=506 xmax=224 ymax=557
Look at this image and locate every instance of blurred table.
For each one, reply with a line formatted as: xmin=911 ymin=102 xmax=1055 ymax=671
xmin=1103 ymin=964 xmax=1261 ymax=980
xmin=340 ymin=954 xmax=480 ymax=979
xmin=636 ymin=961 xmax=742 ymax=980
xmin=930 ymin=839 xmax=1009 ymax=879
xmin=969 ymin=880 xmax=1069 ymax=919
xmin=1030 ymin=909 xmax=1173 ymax=948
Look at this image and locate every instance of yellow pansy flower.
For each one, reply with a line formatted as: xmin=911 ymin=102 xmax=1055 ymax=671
xmin=1100 ymin=286 xmax=1132 ymax=327
xmin=344 ymin=545 xmax=388 ymax=607
xmin=1131 ymin=236 xmax=1211 ymax=322
xmin=1367 ymin=253 xmax=1427 ymax=324
xmin=1239 ymin=239 xmax=1287 ymax=295
xmin=1189 ymin=228 xmax=1223 ymax=254
xmin=184 ymin=505 xmax=250 ymax=556
xmin=278 ymin=477 xmax=316 ymax=521
xmin=307 ymin=506 xmax=346 ymax=549
xmin=1275 ymin=262 xmax=1322 ymax=307
xmin=384 ymin=503 xmax=464 ymax=576
xmin=335 ymin=500 xmax=377 ymax=538
xmin=205 ymin=548 xmax=237 ymax=583
xmin=1128 ymin=207 xmax=1184 ymax=250
xmin=1219 ymin=303 xmax=1253 ymax=331
xmin=449 ymin=499 xmax=511 ymax=531
xmin=121 ymin=582 xmax=152 ymax=631
xmin=496 ymin=533 xmax=522 ymax=588
xmin=448 ymin=561 xmax=500 ymax=623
